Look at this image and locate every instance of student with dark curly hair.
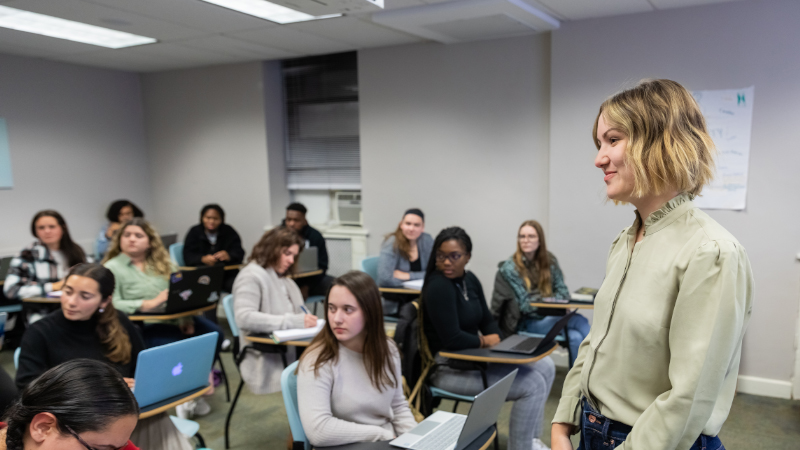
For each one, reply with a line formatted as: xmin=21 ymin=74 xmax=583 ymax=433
xmin=96 ymin=200 xmax=144 ymax=259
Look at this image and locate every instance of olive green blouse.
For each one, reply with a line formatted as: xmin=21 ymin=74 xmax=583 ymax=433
xmin=553 ymin=194 xmax=754 ymax=450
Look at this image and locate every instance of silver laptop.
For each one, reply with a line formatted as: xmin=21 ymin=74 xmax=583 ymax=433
xmin=297 ymin=246 xmax=318 ymax=273
xmin=391 ymin=369 xmax=517 ymax=450
xmin=492 ymin=310 xmax=575 ymax=355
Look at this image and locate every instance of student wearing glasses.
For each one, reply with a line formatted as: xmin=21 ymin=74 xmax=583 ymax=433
xmin=491 ymin=220 xmax=589 ymax=365
xmin=422 ymin=227 xmax=555 ymax=450
xmin=0 ymin=359 xmax=140 ymax=450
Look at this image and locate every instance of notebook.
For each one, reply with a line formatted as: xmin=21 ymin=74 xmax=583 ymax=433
xmin=271 ymin=318 xmax=325 ymax=343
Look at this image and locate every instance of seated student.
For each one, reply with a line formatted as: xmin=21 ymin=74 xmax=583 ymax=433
xmin=103 ymin=218 xmax=221 ymax=418
xmin=297 ymin=271 xmax=417 ymax=446
xmin=378 ymin=209 xmax=433 ymax=288
xmin=4 ymin=210 xmax=87 ymax=302
xmin=15 ymin=263 xmax=192 ymax=450
xmin=96 ymin=200 xmax=144 ymax=260
xmin=1 ymin=359 xmax=140 ymax=450
xmin=423 ymin=227 xmax=555 ymax=450
xmin=283 ymin=202 xmax=333 ymax=298
xmin=182 ymin=203 xmax=245 ymax=293
xmin=491 ymin=220 xmax=590 ymax=366
xmin=233 ymin=226 xmax=317 ymax=394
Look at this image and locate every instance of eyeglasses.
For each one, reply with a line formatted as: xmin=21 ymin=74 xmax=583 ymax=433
xmin=64 ymin=424 xmax=126 ymax=450
xmin=435 ymin=252 xmax=464 ymax=263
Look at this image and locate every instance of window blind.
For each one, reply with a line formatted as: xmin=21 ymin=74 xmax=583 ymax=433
xmin=283 ymin=52 xmax=360 ymax=190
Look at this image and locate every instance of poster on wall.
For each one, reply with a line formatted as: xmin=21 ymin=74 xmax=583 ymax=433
xmin=691 ymin=86 xmax=754 ymax=210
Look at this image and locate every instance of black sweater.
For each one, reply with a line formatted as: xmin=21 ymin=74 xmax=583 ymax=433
xmin=183 ymin=223 xmax=245 ymax=267
xmin=16 ymin=309 xmax=145 ymax=390
xmin=423 ymin=271 xmax=502 ymax=356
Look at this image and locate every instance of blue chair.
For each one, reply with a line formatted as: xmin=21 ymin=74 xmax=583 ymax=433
xmin=0 ymin=304 xmax=22 ymax=315
xmin=360 ymin=256 xmax=379 ymax=282
xmin=306 ymin=295 xmax=325 ymax=315
xmin=282 ymin=361 xmax=311 ymax=450
xmin=13 ymin=347 xmax=20 ymax=370
xmin=169 ymin=243 xmax=185 ymax=267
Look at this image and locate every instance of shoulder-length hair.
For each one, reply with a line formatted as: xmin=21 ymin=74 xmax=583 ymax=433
xmin=30 ymin=210 xmax=86 ymax=267
xmin=299 ymin=271 xmax=397 ymax=392
xmin=593 ymin=79 xmax=716 ymax=198
xmin=383 ymin=210 xmax=424 ymax=261
xmin=200 ymin=204 xmax=225 ymax=224
xmin=513 ymin=220 xmax=552 ymax=296
xmin=106 ymin=200 xmax=144 ymax=223
xmin=249 ymin=226 xmax=304 ymax=273
xmin=65 ymin=263 xmax=133 ymax=365
xmin=103 ymin=218 xmax=172 ymax=278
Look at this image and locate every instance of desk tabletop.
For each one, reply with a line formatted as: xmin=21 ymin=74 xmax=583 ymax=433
xmin=128 ymin=303 xmax=217 ymax=321
xmin=315 ymin=425 xmax=496 ymax=450
xmin=22 ymin=296 xmax=60 ymax=304
xmin=179 ymin=264 xmax=242 ymax=271
xmin=439 ymin=341 xmax=558 ymax=364
xmin=291 ymin=269 xmax=324 ymax=279
xmin=530 ymin=302 xmax=594 ymax=310
xmin=139 ymin=385 xmax=212 ymax=419
xmin=245 ymin=334 xmax=313 ymax=347
xmin=378 ymin=287 xmax=421 ymax=295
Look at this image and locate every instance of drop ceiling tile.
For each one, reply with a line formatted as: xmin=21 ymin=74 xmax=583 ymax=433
xmin=649 ymin=0 xmax=739 ymax=9
xmin=85 ymin=0 xmax=283 ymax=34
xmin=384 ymin=0 xmax=427 ymax=9
xmin=288 ymin=16 xmax=425 ymax=48
xmin=174 ymin=35 xmax=300 ymax=60
xmin=4 ymin=0 xmax=207 ymax=40
xmin=536 ymin=0 xmax=653 ymax=20
xmin=230 ymin=26 xmax=354 ymax=55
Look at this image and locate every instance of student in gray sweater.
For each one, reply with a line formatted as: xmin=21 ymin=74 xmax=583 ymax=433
xmin=297 ymin=271 xmax=418 ymax=447
xmin=378 ymin=209 xmax=434 ymax=288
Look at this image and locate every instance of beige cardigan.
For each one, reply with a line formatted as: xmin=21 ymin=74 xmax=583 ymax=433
xmin=233 ymin=262 xmax=307 ymax=394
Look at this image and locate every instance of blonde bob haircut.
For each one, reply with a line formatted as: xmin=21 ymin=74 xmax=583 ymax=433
xmin=593 ymin=79 xmax=716 ymax=198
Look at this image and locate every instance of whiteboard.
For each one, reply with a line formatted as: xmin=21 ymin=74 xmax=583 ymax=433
xmin=691 ymin=86 xmax=754 ymax=210
xmin=0 ymin=118 xmax=11 ymax=189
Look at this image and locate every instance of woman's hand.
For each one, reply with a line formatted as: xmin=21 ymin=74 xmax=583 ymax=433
xmin=141 ymin=289 xmax=169 ymax=311
xmin=214 ymin=250 xmax=231 ymax=262
xmin=201 ymin=254 xmax=217 ymax=266
xmin=303 ymin=314 xmax=318 ymax=328
xmin=393 ymin=270 xmax=411 ymax=281
xmin=551 ymin=423 xmax=576 ymax=450
xmin=480 ymin=334 xmax=501 ymax=348
xmin=123 ymin=378 xmax=136 ymax=390
xmin=106 ymin=222 xmax=122 ymax=239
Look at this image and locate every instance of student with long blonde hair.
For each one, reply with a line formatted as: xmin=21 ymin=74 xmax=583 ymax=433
xmin=551 ymin=79 xmax=753 ymax=450
xmin=491 ymin=220 xmax=589 ymax=365
xmin=297 ymin=271 xmax=417 ymax=447
xmin=378 ymin=209 xmax=433 ymax=288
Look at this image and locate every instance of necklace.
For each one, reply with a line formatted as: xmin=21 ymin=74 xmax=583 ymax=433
xmin=456 ymin=280 xmax=469 ymax=301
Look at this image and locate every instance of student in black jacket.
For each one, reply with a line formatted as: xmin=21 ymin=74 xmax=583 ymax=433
xmin=283 ymin=202 xmax=333 ymax=298
xmin=183 ymin=204 xmax=245 ymax=293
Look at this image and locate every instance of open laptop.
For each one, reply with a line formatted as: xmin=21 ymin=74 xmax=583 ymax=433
xmin=391 ymin=369 xmax=517 ymax=450
xmin=296 ymin=246 xmax=318 ymax=273
xmin=492 ymin=310 xmax=577 ymax=355
xmin=0 ymin=256 xmax=12 ymax=281
xmin=133 ymin=332 xmax=218 ymax=409
xmin=137 ymin=265 xmax=224 ymax=315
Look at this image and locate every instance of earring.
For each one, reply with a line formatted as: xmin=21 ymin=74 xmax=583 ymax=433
xmin=99 ymin=308 xmax=105 ymax=313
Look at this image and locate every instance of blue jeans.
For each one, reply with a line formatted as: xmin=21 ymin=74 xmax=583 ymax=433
xmin=577 ymin=399 xmax=725 ymax=450
xmin=519 ymin=313 xmax=590 ymax=365
xmin=143 ymin=316 xmax=223 ymax=360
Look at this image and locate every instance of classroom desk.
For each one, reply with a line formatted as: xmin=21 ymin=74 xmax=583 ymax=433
xmin=128 ymin=303 xmax=217 ymax=321
xmin=439 ymin=341 xmax=558 ymax=365
xmin=291 ymin=269 xmax=324 ymax=279
xmin=179 ymin=264 xmax=243 ymax=271
xmin=139 ymin=385 xmax=212 ymax=419
xmin=378 ymin=287 xmax=421 ymax=295
xmin=244 ymin=322 xmax=397 ymax=346
xmin=316 ymin=426 xmax=497 ymax=450
xmin=530 ymin=302 xmax=595 ymax=310
xmin=22 ymin=296 xmax=60 ymax=304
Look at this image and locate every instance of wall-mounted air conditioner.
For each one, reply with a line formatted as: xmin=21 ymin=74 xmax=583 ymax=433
xmin=334 ymin=191 xmax=362 ymax=226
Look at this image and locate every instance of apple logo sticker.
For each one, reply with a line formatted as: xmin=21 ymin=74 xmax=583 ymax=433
xmin=172 ymin=362 xmax=183 ymax=377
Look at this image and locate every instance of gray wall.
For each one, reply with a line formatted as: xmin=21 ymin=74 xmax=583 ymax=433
xmin=359 ymin=35 xmax=551 ymax=293
xmin=548 ymin=0 xmax=800 ymax=382
xmin=141 ymin=62 xmax=274 ymax=254
xmin=0 ymin=54 xmax=151 ymax=256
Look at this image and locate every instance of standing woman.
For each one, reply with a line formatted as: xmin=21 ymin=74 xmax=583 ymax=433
xmin=182 ymin=204 xmax=245 ymax=293
xmin=551 ymin=79 xmax=754 ymax=450
xmin=4 ymin=210 xmax=87 ymax=301
xmin=232 ymin=226 xmax=318 ymax=394
xmin=492 ymin=220 xmax=590 ymax=365
xmin=297 ymin=271 xmax=417 ymax=447
xmin=378 ymin=209 xmax=433 ymax=288
xmin=422 ymin=227 xmax=554 ymax=450
xmin=96 ymin=200 xmax=144 ymax=260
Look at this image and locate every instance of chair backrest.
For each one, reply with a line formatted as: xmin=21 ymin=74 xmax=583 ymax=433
xmin=281 ymin=361 xmax=310 ymax=450
xmin=222 ymin=294 xmax=239 ymax=338
xmin=360 ymin=256 xmax=379 ymax=282
xmin=0 ymin=256 xmax=12 ymax=281
xmin=169 ymin=243 xmax=185 ymax=267
xmin=14 ymin=347 xmax=20 ymax=370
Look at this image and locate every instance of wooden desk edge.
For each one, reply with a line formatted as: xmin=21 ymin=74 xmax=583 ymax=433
xmin=245 ymin=335 xmax=311 ymax=347
xmin=139 ymin=385 xmax=212 ymax=419
xmin=478 ymin=429 xmax=497 ymax=450
xmin=378 ymin=288 xmax=421 ymax=295
xmin=439 ymin=342 xmax=557 ymax=364
xmin=22 ymin=297 xmax=60 ymax=304
xmin=128 ymin=304 xmax=216 ymax=321
xmin=530 ymin=302 xmax=594 ymax=310
xmin=290 ymin=269 xmax=323 ymax=279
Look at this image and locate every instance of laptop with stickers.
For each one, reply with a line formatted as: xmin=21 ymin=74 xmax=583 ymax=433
xmin=137 ymin=265 xmax=224 ymax=315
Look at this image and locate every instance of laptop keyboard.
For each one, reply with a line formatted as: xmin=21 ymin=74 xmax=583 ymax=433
xmin=411 ymin=415 xmax=467 ymax=450
xmin=509 ymin=337 xmax=539 ymax=353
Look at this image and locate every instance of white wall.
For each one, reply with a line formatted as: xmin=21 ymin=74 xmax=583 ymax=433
xmin=548 ymin=0 xmax=800 ymax=386
xmin=141 ymin=62 xmax=274 ymax=254
xmin=0 ymin=53 xmax=151 ymax=257
xmin=359 ymin=35 xmax=552 ymax=295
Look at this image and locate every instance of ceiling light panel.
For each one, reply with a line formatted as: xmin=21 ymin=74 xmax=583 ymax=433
xmin=200 ymin=0 xmax=341 ymax=24
xmin=0 ymin=5 xmax=156 ymax=49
